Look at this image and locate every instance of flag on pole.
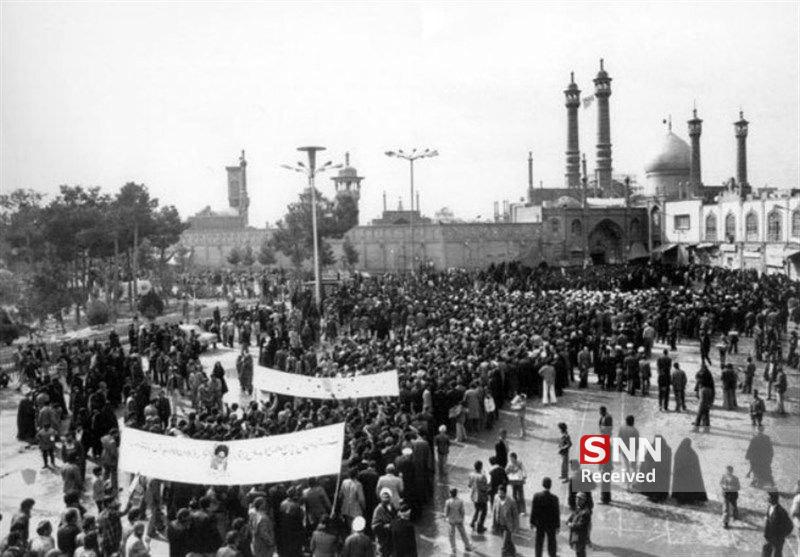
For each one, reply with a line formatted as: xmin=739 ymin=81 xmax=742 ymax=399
xmin=582 ymin=95 xmax=595 ymax=108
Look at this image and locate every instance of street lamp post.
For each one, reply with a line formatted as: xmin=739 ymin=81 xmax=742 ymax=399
xmin=385 ymin=148 xmax=438 ymax=272
xmin=281 ymin=146 xmax=341 ymax=307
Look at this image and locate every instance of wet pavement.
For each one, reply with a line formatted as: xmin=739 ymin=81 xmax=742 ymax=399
xmin=1 ymin=334 xmax=798 ymax=557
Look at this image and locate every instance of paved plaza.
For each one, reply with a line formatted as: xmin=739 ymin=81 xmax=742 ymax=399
xmin=1 ymin=331 xmax=798 ymax=557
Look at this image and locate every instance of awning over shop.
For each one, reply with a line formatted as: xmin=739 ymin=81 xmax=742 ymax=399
xmin=627 ymin=243 xmax=649 ymax=260
xmin=695 ymin=243 xmax=717 ymax=250
xmin=651 ymin=243 xmax=678 ymax=254
xmin=784 ymin=248 xmax=800 ymax=260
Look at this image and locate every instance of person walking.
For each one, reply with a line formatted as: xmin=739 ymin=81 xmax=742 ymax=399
xmin=371 ymin=489 xmax=397 ymax=557
xmin=557 ymin=423 xmax=572 ymax=482
xmin=721 ymin=364 xmax=738 ymax=410
xmin=389 ymin=503 xmax=417 ymax=557
xmin=468 ymin=460 xmax=489 ymax=533
xmin=566 ymin=492 xmax=592 ymax=557
xmin=656 ymin=350 xmax=671 ymax=411
xmin=443 ymin=488 xmax=474 ymax=555
xmin=720 ymin=465 xmax=741 ymax=529
xmin=529 ymin=477 xmax=560 ymax=557
xmin=693 ymin=366 xmax=715 ymax=432
xmin=762 ymin=490 xmax=793 ymax=556
xmin=505 ymin=452 xmax=528 ymax=515
xmin=434 ymin=425 xmax=450 ymax=476
xmin=671 ymin=363 xmax=687 ymax=411
xmin=493 ymin=486 xmax=519 ymax=557
xmin=750 ymin=390 xmax=766 ymax=428
xmin=249 ymin=497 xmax=275 ymax=557
xmin=742 ymin=356 xmax=756 ymax=394
xmin=236 ymin=346 xmax=254 ymax=396
xmin=539 ymin=359 xmax=557 ymax=405
xmin=774 ymin=366 xmax=788 ymax=415
xmin=341 ymin=516 xmax=374 ymax=557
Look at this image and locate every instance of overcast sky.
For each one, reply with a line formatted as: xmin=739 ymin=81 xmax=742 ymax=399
xmin=2 ymin=2 xmax=798 ymax=226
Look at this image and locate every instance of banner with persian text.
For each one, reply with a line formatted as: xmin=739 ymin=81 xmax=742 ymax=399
xmin=118 ymin=423 xmax=344 ymax=485
xmin=253 ymin=367 xmax=400 ymax=399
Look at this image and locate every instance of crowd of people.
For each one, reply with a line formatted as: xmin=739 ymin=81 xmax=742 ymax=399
xmin=3 ymin=261 xmax=800 ymax=557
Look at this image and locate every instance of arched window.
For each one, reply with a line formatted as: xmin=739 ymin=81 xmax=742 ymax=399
xmin=745 ymin=211 xmax=759 ymax=241
xmin=705 ymin=214 xmax=717 ymax=241
xmin=571 ymin=219 xmax=582 ymax=237
xmin=551 ymin=218 xmax=560 ymax=233
xmin=767 ymin=210 xmax=782 ymax=242
xmin=792 ymin=210 xmax=800 ymax=238
xmin=725 ymin=213 xmax=736 ymax=242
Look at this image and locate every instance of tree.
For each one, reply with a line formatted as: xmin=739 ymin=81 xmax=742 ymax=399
xmin=241 ymin=245 xmax=255 ymax=267
xmin=150 ymin=205 xmax=190 ymax=263
xmin=227 ymin=247 xmax=242 ymax=267
xmin=342 ymin=237 xmax=359 ymax=268
xmin=138 ymin=289 xmax=165 ymax=320
xmin=257 ymin=241 xmax=276 ymax=266
xmin=331 ymin=194 xmax=359 ymax=236
xmin=272 ymin=187 xmax=345 ymax=269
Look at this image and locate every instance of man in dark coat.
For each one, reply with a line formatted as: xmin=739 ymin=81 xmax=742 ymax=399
xmin=389 ymin=503 xmax=417 ymax=557
xmin=166 ymin=508 xmax=192 ymax=557
xmin=276 ymin=487 xmax=304 ymax=557
xmin=762 ymin=490 xmax=793 ymax=556
xmin=494 ymin=429 xmax=509 ymax=469
xmin=529 ymin=477 xmax=560 ymax=557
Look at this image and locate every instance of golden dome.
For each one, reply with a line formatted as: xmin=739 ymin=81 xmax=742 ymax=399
xmin=644 ymin=132 xmax=691 ymax=175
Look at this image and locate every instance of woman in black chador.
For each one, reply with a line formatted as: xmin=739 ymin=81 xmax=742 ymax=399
xmin=639 ymin=434 xmax=672 ymax=502
xmin=671 ymin=438 xmax=707 ymax=504
xmin=16 ymin=392 xmax=36 ymax=441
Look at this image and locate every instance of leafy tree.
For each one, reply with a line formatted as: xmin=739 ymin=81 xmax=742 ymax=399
xmin=151 ymin=205 xmax=190 ymax=263
xmin=331 ymin=194 xmax=359 ymax=236
xmin=241 ymin=245 xmax=255 ymax=267
xmin=86 ymin=300 xmax=110 ymax=326
xmin=257 ymin=241 xmax=276 ymax=266
xmin=227 ymin=247 xmax=242 ymax=267
xmin=342 ymin=237 xmax=359 ymax=268
xmin=138 ymin=289 xmax=165 ymax=320
xmin=272 ymin=187 xmax=343 ymax=269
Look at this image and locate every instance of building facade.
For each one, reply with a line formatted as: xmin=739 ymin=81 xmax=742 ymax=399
xmin=663 ymin=189 xmax=800 ymax=277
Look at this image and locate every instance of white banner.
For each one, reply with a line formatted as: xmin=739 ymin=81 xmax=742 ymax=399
xmin=119 ymin=423 xmax=344 ymax=485
xmin=254 ymin=367 xmax=400 ymax=399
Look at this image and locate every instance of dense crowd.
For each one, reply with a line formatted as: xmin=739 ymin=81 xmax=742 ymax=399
xmin=4 ymin=262 xmax=800 ymax=557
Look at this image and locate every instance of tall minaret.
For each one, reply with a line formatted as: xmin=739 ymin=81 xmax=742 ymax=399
xmin=734 ymin=110 xmax=750 ymax=196
xmin=226 ymin=150 xmax=249 ymax=226
xmin=564 ymin=72 xmax=581 ymax=188
xmin=593 ymin=59 xmax=613 ymax=194
xmin=688 ymin=106 xmax=703 ymax=194
xmin=238 ymin=150 xmax=249 ymax=225
xmin=527 ymin=151 xmax=535 ymax=203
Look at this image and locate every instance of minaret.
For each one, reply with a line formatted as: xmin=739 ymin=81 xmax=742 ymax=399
xmin=527 ymin=151 xmax=535 ymax=203
xmin=593 ymin=59 xmax=613 ymax=194
xmin=581 ymin=153 xmax=588 ymax=206
xmin=734 ymin=110 xmax=750 ymax=196
xmin=564 ymin=72 xmax=581 ymax=188
xmin=226 ymin=150 xmax=249 ymax=226
xmin=238 ymin=150 xmax=249 ymax=225
xmin=687 ymin=106 xmax=703 ymax=196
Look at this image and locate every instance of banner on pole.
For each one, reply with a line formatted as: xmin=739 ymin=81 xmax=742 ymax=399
xmin=119 ymin=423 xmax=344 ymax=485
xmin=254 ymin=367 xmax=400 ymax=399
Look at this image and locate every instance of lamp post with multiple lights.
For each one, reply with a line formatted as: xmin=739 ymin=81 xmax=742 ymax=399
xmin=384 ymin=148 xmax=438 ymax=272
xmin=281 ymin=146 xmax=341 ymax=307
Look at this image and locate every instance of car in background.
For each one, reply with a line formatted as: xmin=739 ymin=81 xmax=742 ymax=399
xmin=178 ymin=323 xmax=218 ymax=351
